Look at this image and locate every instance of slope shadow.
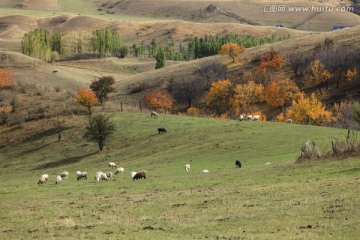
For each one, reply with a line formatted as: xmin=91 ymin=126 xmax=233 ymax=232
xmin=33 ymin=151 xmax=97 ymax=170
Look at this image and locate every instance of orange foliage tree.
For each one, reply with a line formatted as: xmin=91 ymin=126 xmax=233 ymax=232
xmin=286 ymin=92 xmax=334 ymax=125
xmin=259 ymin=50 xmax=284 ymax=71
xmin=231 ymin=81 xmax=264 ymax=114
xmin=143 ymin=90 xmax=173 ymax=113
xmin=205 ymin=79 xmax=232 ymax=115
xmin=0 ymin=70 xmax=16 ymax=89
xmin=306 ymin=60 xmax=332 ymax=95
xmin=264 ymin=79 xmax=300 ymax=114
xmin=77 ymin=89 xmax=98 ymax=117
xmin=219 ymin=43 xmax=245 ymax=63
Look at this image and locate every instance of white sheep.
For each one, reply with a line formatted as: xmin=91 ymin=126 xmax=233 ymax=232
xmin=151 ymin=111 xmax=158 ymax=118
xmin=60 ymin=171 xmax=69 ymax=178
xmin=265 ymin=162 xmax=271 ymax=165
xmin=185 ymin=164 xmax=190 ymax=173
xmin=239 ymin=115 xmax=244 ymax=121
xmin=286 ymin=119 xmax=293 ymax=123
xmin=202 ymin=169 xmax=209 ymax=173
xmin=76 ymin=171 xmax=87 ymax=180
xmin=96 ymin=172 xmax=108 ymax=182
xmin=109 ymin=162 xmax=117 ymax=168
xmin=38 ymin=177 xmax=47 ymax=185
xmin=115 ymin=167 xmax=124 ymax=175
xmin=55 ymin=175 xmax=62 ymax=184
xmin=252 ymin=115 xmax=260 ymax=121
xmin=246 ymin=115 xmax=253 ymax=120
xmin=41 ymin=174 xmax=49 ymax=181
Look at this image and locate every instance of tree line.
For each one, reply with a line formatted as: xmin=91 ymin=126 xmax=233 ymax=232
xmin=21 ymin=28 xmax=289 ymax=63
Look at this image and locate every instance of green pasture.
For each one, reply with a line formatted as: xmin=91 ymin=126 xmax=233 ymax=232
xmin=0 ymin=113 xmax=359 ymax=239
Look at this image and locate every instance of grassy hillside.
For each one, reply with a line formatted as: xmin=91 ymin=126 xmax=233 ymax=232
xmin=1 ymin=112 xmax=359 ymax=239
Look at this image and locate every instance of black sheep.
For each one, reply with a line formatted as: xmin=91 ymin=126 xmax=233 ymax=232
xmin=235 ymin=160 xmax=241 ymax=168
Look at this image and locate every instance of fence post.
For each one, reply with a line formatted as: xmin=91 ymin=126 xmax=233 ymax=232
xmin=139 ymin=100 xmax=142 ymax=112
xmin=120 ymin=102 xmax=123 ymax=112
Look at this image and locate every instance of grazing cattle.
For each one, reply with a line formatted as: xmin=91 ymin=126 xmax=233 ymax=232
xmin=132 ymin=170 xmax=147 ymax=180
xmin=53 ymin=70 xmax=58 ymax=74
xmin=158 ymin=128 xmax=167 ymax=134
xmin=235 ymin=160 xmax=241 ymax=168
xmin=151 ymin=111 xmax=158 ymax=118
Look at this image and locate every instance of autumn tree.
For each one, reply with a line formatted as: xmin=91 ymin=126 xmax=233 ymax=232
xmin=85 ymin=114 xmax=115 ymax=151
xmin=259 ymin=50 xmax=284 ymax=71
xmin=77 ymin=89 xmax=98 ymax=117
xmin=264 ymin=79 xmax=300 ymax=114
xmin=305 ymin=60 xmax=332 ymax=95
xmin=231 ymin=81 xmax=264 ymax=114
xmin=286 ymin=92 xmax=333 ymax=125
xmin=143 ymin=90 xmax=173 ymax=113
xmin=205 ymin=79 xmax=232 ymax=115
xmin=219 ymin=43 xmax=245 ymax=63
xmin=354 ymin=101 xmax=360 ymax=127
xmin=90 ymin=76 xmax=115 ymax=105
xmin=0 ymin=70 xmax=16 ymax=89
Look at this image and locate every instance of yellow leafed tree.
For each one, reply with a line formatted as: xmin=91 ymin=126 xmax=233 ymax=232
xmin=286 ymin=92 xmax=334 ymax=125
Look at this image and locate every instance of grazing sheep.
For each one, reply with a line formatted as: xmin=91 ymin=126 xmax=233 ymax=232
xmin=55 ymin=175 xmax=62 ymax=185
xmin=106 ymin=172 xmax=113 ymax=179
xmin=76 ymin=171 xmax=87 ymax=180
xmin=108 ymin=162 xmax=117 ymax=168
xmin=252 ymin=115 xmax=260 ymax=121
xmin=115 ymin=167 xmax=124 ymax=175
xmin=157 ymin=128 xmax=167 ymax=134
xmin=132 ymin=170 xmax=147 ymax=180
xmin=235 ymin=160 xmax=242 ymax=168
xmin=41 ymin=174 xmax=49 ymax=181
xmin=151 ymin=111 xmax=158 ymax=118
xmin=286 ymin=119 xmax=293 ymax=123
xmin=265 ymin=162 xmax=271 ymax=165
xmin=96 ymin=172 xmax=108 ymax=182
xmin=246 ymin=115 xmax=253 ymax=120
xmin=239 ymin=115 xmax=244 ymax=121
xmin=38 ymin=177 xmax=47 ymax=185
xmin=60 ymin=171 xmax=69 ymax=178
xmin=202 ymin=169 xmax=209 ymax=173
xmin=185 ymin=164 xmax=190 ymax=173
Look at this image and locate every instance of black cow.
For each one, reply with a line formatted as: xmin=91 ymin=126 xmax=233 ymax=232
xmin=158 ymin=128 xmax=167 ymax=134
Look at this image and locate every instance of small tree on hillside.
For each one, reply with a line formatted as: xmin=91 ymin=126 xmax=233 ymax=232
xmin=90 ymin=76 xmax=115 ymax=105
xmin=143 ymin=90 xmax=173 ymax=113
xmin=219 ymin=43 xmax=245 ymax=63
xmin=305 ymin=59 xmax=332 ymax=95
xmin=77 ymin=89 xmax=98 ymax=118
xmin=84 ymin=114 xmax=115 ymax=151
xmin=259 ymin=50 xmax=284 ymax=71
xmin=155 ymin=47 xmax=166 ymax=69
xmin=0 ymin=70 xmax=16 ymax=89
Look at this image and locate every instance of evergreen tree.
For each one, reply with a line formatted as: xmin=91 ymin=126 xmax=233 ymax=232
xmin=155 ymin=47 xmax=166 ymax=69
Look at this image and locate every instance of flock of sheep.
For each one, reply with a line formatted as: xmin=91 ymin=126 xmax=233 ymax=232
xmin=36 ymin=160 xmax=247 ymax=185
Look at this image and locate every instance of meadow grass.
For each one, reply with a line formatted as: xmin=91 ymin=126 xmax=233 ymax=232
xmin=0 ymin=112 xmax=359 ymax=239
